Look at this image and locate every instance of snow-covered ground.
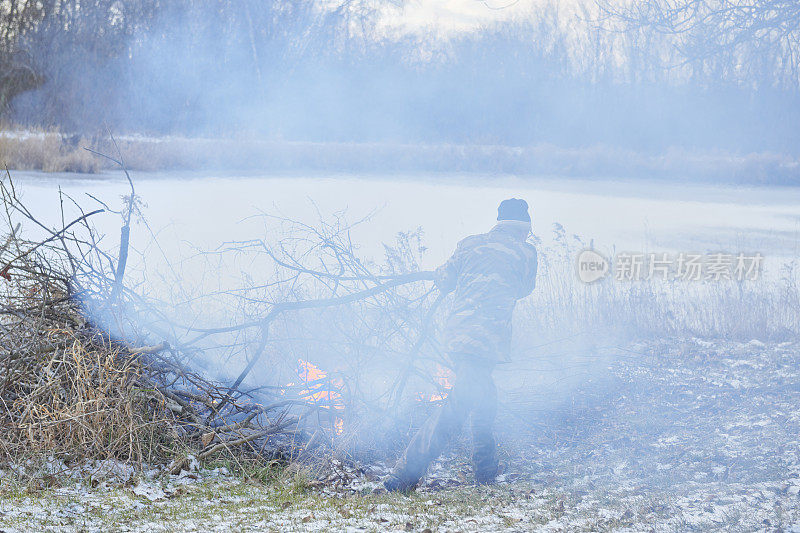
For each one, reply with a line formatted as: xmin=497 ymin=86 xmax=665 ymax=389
xmin=3 ymin=338 xmax=799 ymax=531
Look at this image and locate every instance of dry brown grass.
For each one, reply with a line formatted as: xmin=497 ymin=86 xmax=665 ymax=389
xmin=1 ymin=126 xmax=799 ymax=183
xmin=517 ymin=230 xmax=800 ymax=344
xmin=0 ymin=129 xmax=102 ymax=173
xmin=3 ymin=327 xmax=175 ymax=463
xmin=0 ymin=219 xmax=178 ymax=464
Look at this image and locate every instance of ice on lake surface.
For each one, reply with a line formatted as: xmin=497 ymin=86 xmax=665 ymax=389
xmin=13 ymin=170 xmax=799 ymax=270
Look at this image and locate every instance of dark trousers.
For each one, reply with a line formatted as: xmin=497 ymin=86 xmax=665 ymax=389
xmin=392 ymin=355 xmax=498 ymax=484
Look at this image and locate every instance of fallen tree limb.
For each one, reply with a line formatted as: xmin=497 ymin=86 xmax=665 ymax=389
xmin=212 ymin=270 xmax=437 ymax=416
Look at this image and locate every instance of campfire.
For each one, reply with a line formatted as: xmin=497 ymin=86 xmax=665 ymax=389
xmin=290 ymin=359 xmax=345 ymax=434
xmin=418 ymin=364 xmax=454 ymax=402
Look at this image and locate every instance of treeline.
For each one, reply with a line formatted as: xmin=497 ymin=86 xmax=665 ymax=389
xmin=2 ymin=0 xmax=800 ymax=155
xmin=0 ymin=1 xmax=157 ymax=118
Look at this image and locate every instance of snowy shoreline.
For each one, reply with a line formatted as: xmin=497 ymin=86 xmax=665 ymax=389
xmin=3 ymin=338 xmax=799 ymax=532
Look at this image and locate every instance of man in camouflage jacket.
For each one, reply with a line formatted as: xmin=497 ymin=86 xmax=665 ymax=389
xmin=385 ymin=198 xmax=538 ymax=492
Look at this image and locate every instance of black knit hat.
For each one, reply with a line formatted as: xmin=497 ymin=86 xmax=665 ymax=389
xmin=497 ymin=198 xmax=531 ymax=223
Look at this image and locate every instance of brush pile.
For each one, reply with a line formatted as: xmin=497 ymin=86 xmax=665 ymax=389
xmin=0 ymin=180 xmax=335 ymax=473
xmin=0 ymin=168 xmax=446 ymax=475
xmin=0 ymin=229 xmax=311 ymax=473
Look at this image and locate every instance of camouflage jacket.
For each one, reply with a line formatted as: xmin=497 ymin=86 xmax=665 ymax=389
xmin=435 ymin=222 xmax=538 ymax=363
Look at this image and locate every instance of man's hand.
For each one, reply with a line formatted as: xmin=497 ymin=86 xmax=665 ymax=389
xmin=434 ymin=263 xmax=457 ymax=294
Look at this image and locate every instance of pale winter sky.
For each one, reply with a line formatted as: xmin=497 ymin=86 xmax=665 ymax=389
xmin=376 ymin=0 xmax=587 ymax=34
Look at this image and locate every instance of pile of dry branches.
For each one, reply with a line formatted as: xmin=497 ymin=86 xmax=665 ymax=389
xmin=0 ymin=164 xmax=447 ymax=472
xmin=0 ymin=208 xmax=309 ymax=470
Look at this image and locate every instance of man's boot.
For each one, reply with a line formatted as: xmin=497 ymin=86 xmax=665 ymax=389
xmin=473 ymin=456 xmax=500 ymax=485
xmin=383 ymin=472 xmax=419 ymax=493
xmin=386 ymin=393 xmax=467 ymax=492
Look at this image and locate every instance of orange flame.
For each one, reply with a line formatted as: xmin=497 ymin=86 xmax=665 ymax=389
xmin=293 ymin=359 xmax=345 ymax=434
xmin=297 ymin=359 xmax=343 ymax=404
xmin=422 ymin=364 xmax=454 ymax=402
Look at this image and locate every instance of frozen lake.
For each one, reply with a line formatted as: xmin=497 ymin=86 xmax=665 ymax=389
xmin=9 ymin=170 xmax=799 ymax=273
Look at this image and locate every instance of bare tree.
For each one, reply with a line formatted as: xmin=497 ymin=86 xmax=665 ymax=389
xmin=598 ymin=0 xmax=800 ymax=88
